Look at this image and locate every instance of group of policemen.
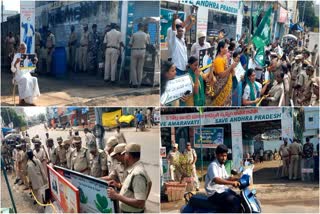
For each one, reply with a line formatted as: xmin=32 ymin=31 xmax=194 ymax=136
xmin=4 ymin=130 xmax=152 ymax=213
xmin=166 ymin=142 xmax=200 ymax=191
xmin=279 ymin=137 xmax=318 ymax=181
xmin=35 ymin=22 xmax=150 ymax=87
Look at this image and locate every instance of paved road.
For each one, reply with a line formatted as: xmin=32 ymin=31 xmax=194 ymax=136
xmin=23 ymin=124 xmax=160 ymax=212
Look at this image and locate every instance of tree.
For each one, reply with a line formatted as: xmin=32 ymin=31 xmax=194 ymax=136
xmin=297 ymin=1 xmax=318 ymax=28
xmin=1 ymin=108 xmax=27 ymax=128
xmin=37 ymin=114 xmax=46 ymax=122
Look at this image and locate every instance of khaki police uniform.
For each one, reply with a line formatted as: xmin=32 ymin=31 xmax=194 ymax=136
xmin=267 ymin=81 xmax=284 ymax=106
xmin=79 ymin=30 xmax=90 ymax=72
xmin=48 ymin=146 xmax=57 ymax=165
xmin=109 ymin=143 xmax=127 ymax=183
xmin=167 ymin=145 xmax=181 ymax=181
xmin=71 ymin=147 xmax=90 ymax=174
xmin=46 ymin=33 xmax=55 ymax=73
xmin=115 ymin=132 xmax=126 ymax=144
xmin=119 ymin=160 xmax=151 ymax=213
xmin=68 ymin=31 xmax=77 ymax=70
xmin=279 ymin=143 xmax=290 ymax=177
xmin=89 ymin=149 xmax=108 ymax=177
xmin=103 ymin=28 xmax=122 ymax=81
xmin=19 ymin=149 xmax=28 ymax=187
xmin=65 ymin=142 xmax=75 ymax=169
xmin=289 ymin=141 xmax=302 ymax=180
xmin=35 ymin=32 xmax=41 ymax=58
xmin=33 ymin=146 xmax=49 ymax=180
xmin=56 ymin=145 xmax=67 ymax=168
xmin=130 ymin=30 xmax=150 ymax=86
xmin=104 ymin=136 xmax=119 ymax=174
xmin=184 ymin=148 xmax=200 ymax=189
xmin=294 ymin=69 xmax=308 ymax=105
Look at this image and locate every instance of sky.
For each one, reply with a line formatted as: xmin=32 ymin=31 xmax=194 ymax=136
xmin=23 ymin=107 xmax=46 ymax=117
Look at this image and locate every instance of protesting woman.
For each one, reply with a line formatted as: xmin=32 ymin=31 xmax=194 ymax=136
xmin=211 ymin=41 xmax=238 ymax=106
xmin=242 ymin=69 xmax=269 ymax=106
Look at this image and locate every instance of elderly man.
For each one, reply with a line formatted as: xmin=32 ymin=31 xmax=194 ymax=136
xmin=167 ymin=143 xmax=181 ymax=181
xmin=70 ymin=136 xmax=90 ymax=174
xmin=107 ymin=143 xmax=152 ymax=213
xmin=88 ymin=140 xmax=108 ymax=177
xmin=11 ymin=43 xmax=40 ymax=106
xmin=191 ymin=31 xmax=211 ymax=68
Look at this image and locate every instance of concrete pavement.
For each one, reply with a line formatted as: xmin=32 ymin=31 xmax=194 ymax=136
xmin=0 ymin=71 xmax=159 ymax=106
xmin=24 ymin=124 xmax=160 ymax=212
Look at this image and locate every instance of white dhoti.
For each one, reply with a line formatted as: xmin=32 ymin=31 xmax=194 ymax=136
xmin=15 ymin=72 xmax=40 ymax=104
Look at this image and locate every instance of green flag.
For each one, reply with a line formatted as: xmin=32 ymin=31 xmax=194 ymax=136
xmin=254 ymin=47 xmax=265 ymax=67
xmin=252 ymin=6 xmax=272 ymax=49
xmin=253 ymin=7 xmax=262 ymax=34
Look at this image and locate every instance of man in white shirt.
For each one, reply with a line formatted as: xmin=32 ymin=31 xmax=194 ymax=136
xmin=169 ymin=15 xmax=195 ymax=76
xmin=205 ymin=144 xmax=241 ymax=213
xmin=167 ymin=15 xmax=194 ymax=61
xmin=190 ymin=31 xmax=211 ymax=60
xmin=84 ymin=128 xmax=95 ymax=148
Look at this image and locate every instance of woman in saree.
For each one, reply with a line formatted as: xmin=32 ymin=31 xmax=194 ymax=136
xmin=211 ymin=41 xmax=238 ymax=106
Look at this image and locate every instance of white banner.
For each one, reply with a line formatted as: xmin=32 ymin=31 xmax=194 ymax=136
xmin=20 ymin=1 xmax=35 ymax=54
xmin=161 ymin=108 xmax=283 ymax=127
xmin=231 ymin=122 xmax=243 ymax=170
xmin=161 ymin=75 xmax=193 ymax=105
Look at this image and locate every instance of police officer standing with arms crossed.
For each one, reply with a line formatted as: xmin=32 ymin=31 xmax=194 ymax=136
xmin=107 ymin=143 xmax=152 ymax=213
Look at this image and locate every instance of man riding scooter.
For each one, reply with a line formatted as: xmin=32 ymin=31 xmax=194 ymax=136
xmin=205 ymin=144 xmax=241 ymax=213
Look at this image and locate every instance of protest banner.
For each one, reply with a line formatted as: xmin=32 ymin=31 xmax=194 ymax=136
xmin=234 ymin=62 xmax=246 ymax=82
xmin=48 ymin=165 xmax=80 ymax=213
xmin=160 ymin=75 xmax=193 ymax=105
xmin=160 ymin=147 xmax=167 ymax=158
xmin=20 ymin=1 xmax=35 ymax=54
xmin=199 ymin=47 xmax=214 ymax=73
xmin=55 ymin=166 xmax=116 ymax=213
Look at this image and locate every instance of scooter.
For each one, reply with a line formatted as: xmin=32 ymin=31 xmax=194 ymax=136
xmin=180 ymin=165 xmax=261 ymax=213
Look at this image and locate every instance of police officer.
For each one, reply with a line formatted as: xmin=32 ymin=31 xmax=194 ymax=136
xmin=19 ymin=143 xmax=29 ymax=190
xmin=101 ymin=143 xmax=127 ymax=185
xmin=184 ymin=142 xmax=200 ymax=191
xmin=107 ymin=143 xmax=152 ymax=213
xmin=64 ymin=139 xmax=74 ymax=169
xmin=35 ymin=29 xmax=41 ymax=60
xmin=46 ymin=29 xmax=55 ymax=73
xmin=68 ymin=25 xmax=77 ymax=72
xmin=289 ymin=139 xmax=302 ymax=180
xmin=104 ymin=136 xmax=119 ymax=174
xmin=103 ymin=23 xmax=123 ymax=84
xmin=56 ymin=137 xmax=67 ymax=168
xmin=167 ymin=143 xmax=181 ymax=181
xmin=297 ymin=65 xmax=315 ymax=105
xmin=79 ymin=24 xmax=89 ymax=73
xmin=279 ymin=138 xmax=290 ymax=178
xmin=293 ymin=60 xmax=309 ymax=105
xmin=71 ymin=136 xmax=90 ymax=174
xmin=88 ymin=24 xmax=101 ymax=75
xmin=88 ymin=140 xmax=108 ymax=177
xmin=129 ymin=23 xmax=150 ymax=88
xmin=46 ymin=138 xmax=57 ymax=165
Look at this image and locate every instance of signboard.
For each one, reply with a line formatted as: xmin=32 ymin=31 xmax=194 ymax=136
xmin=161 ymin=159 xmax=171 ymax=182
xmin=19 ymin=54 xmax=36 ymax=72
xmin=20 ymin=1 xmax=35 ymax=54
xmin=194 ymin=127 xmax=224 ymax=148
xmin=167 ymin=0 xmax=239 ymax=15
xmin=102 ymin=109 xmax=122 ymax=127
xmin=231 ymin=122 xmax=244 ymax=170
xmin=278 ymin=7 xmax=288 ymax=23
xmin=196 ymin=7 xmax=209 ymax=40
xmin=160 ymin=147 xmax=167 ymax=157
xmin=160 ymin=75 xmax=193 ymax=105
xmin=234 ymin=62 xmax=246 ymax=82
xmin=161 ymin=108 xmax=283 ymax=127
xmin=160 ymin=8 xmax=185 ymax=50
xmin=199 ymin=47 xmax=214 ymax=73
xmin=48 ymin=165 xmax=80 ymax=213
xmin=55 ymin=166 xmax=116 ymax=213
